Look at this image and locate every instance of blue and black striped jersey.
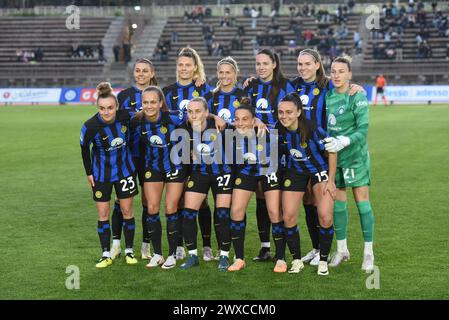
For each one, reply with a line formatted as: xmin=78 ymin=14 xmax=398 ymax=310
xmin=163 ymin=81 xmax=211 ymax=112
xmin=80 ymin=110 xmax=135 ymax=182
xmin=277 ymin=121 xmax=329 ymax=175
xmin=205 ymin=87 xmax=246 ymax=125
xmin=130 ymin=110 xmax=186 ymax=173
xmin=233 ymin=127 xmax=280 ymax=177
xmin=117 ymin=86 xmax=142 ymax=116
xmin=292 ymin=77 xmax=333 ymax=129
xmin=177 ymin=119 xmax=232 ymax=176
xmin=244 ymin=78 xmax=295 ymax=127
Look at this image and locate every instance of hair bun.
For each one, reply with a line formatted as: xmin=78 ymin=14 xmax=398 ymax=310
xmin=96 ymin=82 xmax=113 ymax=96
xmin=239 ymin=97 xmax=251 ymax=106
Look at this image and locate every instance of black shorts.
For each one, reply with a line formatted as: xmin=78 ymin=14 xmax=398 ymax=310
xmin=141 ymin=167 xmax=187 ymax=183
xmin=92 ymin=174 xmax=139 ymax=202
xmin=376 ymin=87 xmax=384 ymax=94
xmin=281 ymin=170 xmax=329 ymax=192
xmin=234 ymin=172 xmax=281 ymax=192
xmin=186 ymin=171 xmax=234 ymax=195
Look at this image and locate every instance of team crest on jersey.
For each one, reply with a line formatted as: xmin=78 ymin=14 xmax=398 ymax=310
xmin=233 ymin=100 xmax=240 ymax=108
xmin=187 ymin=181 xmax=194 ymax=188
xmin=300 ymin=95 xmax=309 ymax=106
xmin=328 ymin=114 xmax=337 ymax=126
xmin=121 ymin=125 xmax=127 ymax=133
xmin=218 ymin=109 xmax=232 ymax=122
xmin=256 ymin=98 xmax=269 ymax=110
xmin=160 ymin=126 xmax=167 ymax=134
xmin=145 ymin=171 xmax=152 ymax=179
xmin=235 ymin=178 xmax=242 ymax=186
xmin=95 ymin=191 xmax=102 ymax=198
xmin=256 ymin=144 xmax=264 ymax=152
xmin=192 ymin=91 xmax=199 ymax=98
xmin=338 ymin=106 xmax=346 ymax=114
xmin=209 ymin=133 xmax=217 ymax=142
xmin=313 ymin=88 xmax=320 ymax=96
xmin=284 ymin=179 xmax=291 ymax=187
xmin=301 ymin=142 xmax=308 ymax=148
xmin=179 ymin=99 xmax=190 ymax=112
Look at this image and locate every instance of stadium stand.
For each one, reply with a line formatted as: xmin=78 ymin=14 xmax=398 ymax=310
xmin=0 ymin=17 xmax=113 ymax=87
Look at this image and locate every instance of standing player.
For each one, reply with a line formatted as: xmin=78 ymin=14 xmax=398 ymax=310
xmin=112 ymin=57 xmax=158 ymax=261
xmin=80 ymin=82 xmax=139 ymax=268
xmin=176 ymin=97 xmax=234 ymax=270
xmin=163 ymin=47 xmax=215 ymax=262
xmin=227 ymin=101 xmax=284 ymax=272
xmin=373 ymin=74 xmax=387 ymax=106
xmin=277 ymin=93 xmax=336 ymax=276
xmin=130 ymin=86 xmax=187 ymax=269
xmin=245 ymin=48 xmax=295 ymax=262
xmin=292 ymin=49 xmax=365 ymax=266
xmin=324 ymin=56 xmax=375 ymax=272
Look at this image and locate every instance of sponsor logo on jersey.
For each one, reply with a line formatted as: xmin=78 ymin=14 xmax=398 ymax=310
xmin=107 ymin=137 xmax=125 ymax=151
xmin=243 ymin=152 xmax=257 ymax=162
xmin=218 ymin=109 xmax=232 ymax=122
xmin=256 ymin=98 xmax=269 ymax=110
xmin=179 ymin=99 xmax=190 ymax=112
xmin=300 ymin=95 xmax=310 ymax=106
xmin=328 ymin=114 xmax=337 ymax=126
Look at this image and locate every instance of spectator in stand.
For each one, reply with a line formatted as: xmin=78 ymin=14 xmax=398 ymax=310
xmin=205 ymin=7 xmax=212 ymax=18
xmin=113 ymin=45 xmax=120 ymax=62
xmin=431 ymin=1 xmax=438 ymax=13
xmin=336 ymin=24 xmax=349 ymax=40
xmin=251 ymin=7 xmax=259 ymax=29
xmin=97 ymin=43 xmax=106 ymax=63
xmin=35 ymin=47 xmax=44 ymax=62
xmin=289 ymin=4 xmax=297 ymax=17
xmin=347 ymin=0 xmax=355 ymax=14
xmin=171 ymin=31 xmax=178 ymax=44
xmin=15 ymin=49 xmax=22 ymax=62
xmin=243 ymin=6 xmax=250 ymax=17
xmin=288 ymin=39 xmax=297 ymax=56
xmin=303 ymin=29 xmax=314 ymax=45
xmin=385 ymin=46 xmax=395 ymax=59
xmin=271 ymin=0 xmax=280 ymax=18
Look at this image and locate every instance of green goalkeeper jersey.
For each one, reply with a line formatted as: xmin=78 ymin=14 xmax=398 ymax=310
xmin=325 ymin=89 xmax=369 ymax=168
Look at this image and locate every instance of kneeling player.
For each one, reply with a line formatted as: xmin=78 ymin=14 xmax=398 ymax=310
xmin=80 ymin=82 xmax=139 ymax=268
xmin=277 ymin=93 xmax=336 ymax=276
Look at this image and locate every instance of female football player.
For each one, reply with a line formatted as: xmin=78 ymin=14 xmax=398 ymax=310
xmin=112 ymin=57 xmax=158 ymax=261
xmin=176 ymin=97 xmax=233 ymax=270
xmin=292 ymin=49 xmax=365 ymax=266
xmin=162 ymin=47 xmax=214 ymax=262
xmin=244 ymin=48 xmax=295 ymax=262
xmin=324 ymin=56 xmax=375 ymax=272
xmin=277 ymin=93 xmax=336 ymax=276
xmin=130 ymin=86 xmax=187 ymax=270
xmin=227 ymin=100 xmax=285 ymax=272
xmin=80 ymin=82 xmax=139 ymax=268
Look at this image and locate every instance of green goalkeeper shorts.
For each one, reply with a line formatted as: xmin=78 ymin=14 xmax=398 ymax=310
xmin=335 ymin=157 xmax=371 ymax=188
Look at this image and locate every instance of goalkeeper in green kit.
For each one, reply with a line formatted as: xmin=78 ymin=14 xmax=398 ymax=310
xmin=324 ymin=56 xmax=375 ymax=272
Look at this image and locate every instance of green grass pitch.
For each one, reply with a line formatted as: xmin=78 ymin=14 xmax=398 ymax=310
xmin=0 ymin=104 xmax=448 ymax=300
